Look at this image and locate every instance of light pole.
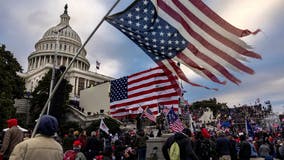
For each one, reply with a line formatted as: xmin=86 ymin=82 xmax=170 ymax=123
xmin=47 ymin=25 xmax=68 ymax=115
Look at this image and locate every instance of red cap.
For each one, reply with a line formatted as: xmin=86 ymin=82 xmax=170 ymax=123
xmin=7 ymin=118 xmax=18 ymax=128
xmin=73 ymin=140 xmax=81 ymax=147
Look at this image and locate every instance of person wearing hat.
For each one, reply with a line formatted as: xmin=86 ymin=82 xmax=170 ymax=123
xmin=63 ymin=140 xmax=87 ymax=160
xmin=0 ymin=118 xmax=23 ymax=160
xmin=9 ymin=115 xmax=63 ymax=160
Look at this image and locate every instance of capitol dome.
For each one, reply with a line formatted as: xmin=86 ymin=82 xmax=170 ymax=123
xmin=27 ymin=4 xmax=89 ymax=72
xmin=43 ymin=25 xmax=82 ymax=44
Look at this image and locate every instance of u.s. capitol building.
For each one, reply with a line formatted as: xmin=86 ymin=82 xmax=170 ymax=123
xmin=18 ymin=5 xmax=113 ymax=101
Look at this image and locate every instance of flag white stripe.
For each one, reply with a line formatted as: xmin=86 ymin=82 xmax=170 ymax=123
xmin=175 ymin=0 xmax=251 ymax=49
xmin=173 ymin=56 xmax=214 ymax=81
xmin=110 ymin=95 xmax=179 ymax=112
xmin=128 ymin=81 xmax=172 ymax=95
xmin=166 ymin=0 xmax=248 ymax=62
xmin=128 ymin=68 xmax=164 ymax=81
xmin=110 ymin=87 xmax=177 ymax=106
xmin=128 ymin=76 xmax=169 ymax=89
xmin=156 ymin=6 xmax=242 ymax=73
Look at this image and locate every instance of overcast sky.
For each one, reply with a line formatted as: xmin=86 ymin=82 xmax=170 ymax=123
xmin=0 ymin=0 xmax=283 ymax=113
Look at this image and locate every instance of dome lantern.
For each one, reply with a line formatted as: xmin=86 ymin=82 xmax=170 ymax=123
xmin=60 ymin=4 xmax=70 ymax=26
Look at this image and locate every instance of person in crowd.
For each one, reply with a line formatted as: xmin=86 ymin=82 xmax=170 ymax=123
xmin=0 ymin=118 xmax=23 ymax=160
xmin=113 ymin=138 xmax=125 ymax=160
xmin=78 ymin=130 xmax=87 ymax=152
xmin=258 ymin=140 xmax=271 ymax=159
xmin=215 ymin=131 xmax=231 ymax=160
xmin=102 ymin=144 xmax=113 ymax=160
xmin=135 ymin=129 xmax=148 ymax=160
xmin=162 ymin=128 xmax=199 ymax=160
xmin=227 ymin=134 xmax=237 ymax=160
xmin=84 ymin=130 xmax=103 ymax=160
xmin=63 ymin=140 xmax=86 ymax=160
xmin=247 ymin=137 xmax=258 ymax=159
xmin=9 ymin=115 xmax=63 ymax=160
xmin=194 ymin=130 xmax=209 ymax=160
xmin=63 ymin=128 xmax=76 ymax=152
xmin=238 ymin=135 xmax=251 ymax=160
xmin=278 ymin=141 xmax=284 ymax=160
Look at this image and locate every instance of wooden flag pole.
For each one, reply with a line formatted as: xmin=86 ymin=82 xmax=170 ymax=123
xmin=31 ymin=0 xmax=121 ymax=137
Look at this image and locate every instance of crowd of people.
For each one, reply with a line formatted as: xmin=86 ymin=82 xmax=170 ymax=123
xmin=0 ymin=109 xmax=283 ymax=160
xmin=163 ymin=127 xmax=284 ymax=160
xmin=0 ymin=116 xmax=150 ymax=160
xmin=191 ymin=104 xmax=273 ymax=125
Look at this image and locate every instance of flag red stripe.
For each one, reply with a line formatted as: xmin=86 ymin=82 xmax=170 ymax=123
xmin=110 ymin=92 xmax=179 ymax=109
xmin=189 ymin=0 xmax=259 ymax=37
xmin=177 ymin=52 xmax=226 ymax=84
xmin=128 ymin=72 xmax=165 ymax=85
xmin=172 ymin=0 xmax=261 ymax=59
xmin=129 ymin=67 xmax=161 ymax=78
xmin=157 ymin=1 xmax=255 ymax=75
xmin=128 ymin=85 xmax=177 ymax=99
xmin=187 ymin=44 xmax=241 ymax=84
xmin=160 ymin=60 xmax=218 ymax=91
xmin=128 ymin=79 xmax=172 ymax=92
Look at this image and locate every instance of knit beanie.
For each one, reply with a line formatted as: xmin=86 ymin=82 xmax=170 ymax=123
xmin=37 ymin=115 xmax=58 ymax=136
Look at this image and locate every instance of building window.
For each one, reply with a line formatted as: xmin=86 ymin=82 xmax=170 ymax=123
xmin=89 ymin=80 xmax=96 ymax=87
xmin=78 ymin=78 xmax=85 ymax=95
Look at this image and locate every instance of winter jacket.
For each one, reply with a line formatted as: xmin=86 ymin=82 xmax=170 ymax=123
xmin=9 ymin=134 xmax=63 ymax=160
xmin=258 ymin=143 xmax=271 ymax=157
xmin=216 ymin=137 xmax=231 ymax=157
xmin=238 ymin=141 xmax=251 ymax=160
xmin=0 ymin=126 xmax=23 ymax=158
xmin=162 ymin=132 xmax=199 ymax=160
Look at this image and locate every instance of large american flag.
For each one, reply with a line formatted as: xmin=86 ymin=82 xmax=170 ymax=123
xmin=106 ymin=0 xmax=261 ymax=89
xmin=167 ymin=107 xmax=184 ymax=132
xmin=110 ymin=67 xmax=180 ymax=118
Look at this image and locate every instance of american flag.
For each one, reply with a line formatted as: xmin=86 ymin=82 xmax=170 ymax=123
xmin=142 ymin=107 xmax=156 ymax=122
xmin=99 ymin=119 xmax=109 ymax=134
xmin=167 ymin=107 xmax=184 ymax=132
xmin=106 ymin=0 xmax=261 ymax=89
xmin=110 ymin=67 xmax=180 ymax=118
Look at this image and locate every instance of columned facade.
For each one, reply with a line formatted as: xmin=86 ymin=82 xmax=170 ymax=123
xmin=19 ymin=5 xmax=113 ymax=100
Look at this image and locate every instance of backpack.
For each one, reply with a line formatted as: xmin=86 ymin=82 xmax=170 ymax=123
xmin=63 ymin=150 xmax=77 ymax=160
xmin=169 ymin=141 xmax=180 ymax=160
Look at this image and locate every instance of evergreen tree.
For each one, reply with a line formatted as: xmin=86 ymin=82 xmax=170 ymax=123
xmin=190 ymin=98 xmax=228 ymax=117
xmin=30 ymin=67 xmax=72 ymax=127
xmin=0 ymin=45 xmax=25 ymax=129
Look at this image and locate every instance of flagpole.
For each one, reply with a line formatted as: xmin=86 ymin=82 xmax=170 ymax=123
xmin=245 ymin=118 xmax=248 ymax=136
xmin=31 ymin=0 xmax=121 ymax=138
